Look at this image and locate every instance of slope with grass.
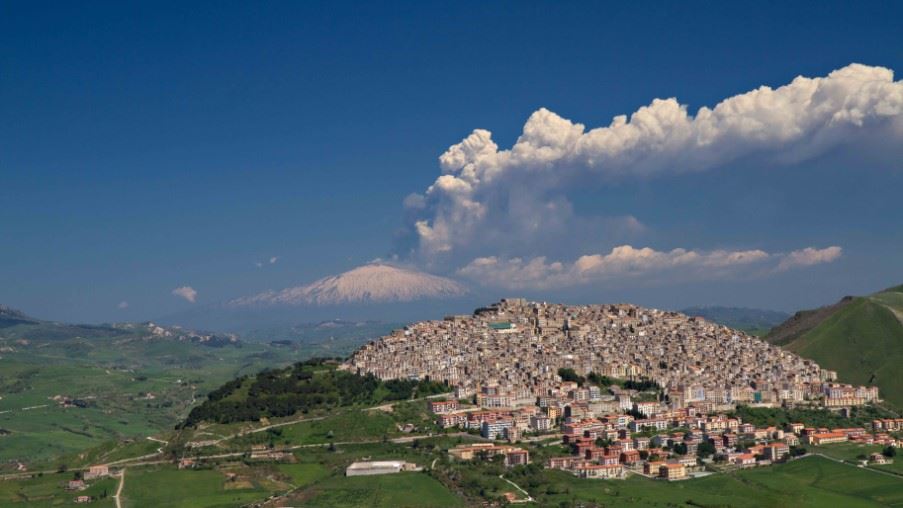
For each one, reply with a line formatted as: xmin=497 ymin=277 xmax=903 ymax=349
xmin=2 ymin=432 xmax=902 ymax=507
xmin=0 ymin=309 xmax=377 ymax=467
xmin=765 ymin=284 xmax=903 ymax=408
xmin=181 ymin=359 xmax=448 ymax=427
xmin=508 ymin=455 xmax=903 ymax=508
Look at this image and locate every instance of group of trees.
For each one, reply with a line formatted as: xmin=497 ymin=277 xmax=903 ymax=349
xmin=696 ymin=440 xmax=717 ymax=458
xmin=182 ymin=358 xmax=447 ymax=426
xmin=557 ymin=368 xmax=585 ymax=385
xmin=731 ymin=404 xmax=897 ymax=430
xmin=560 ymin=369 xmax=662 ymax=393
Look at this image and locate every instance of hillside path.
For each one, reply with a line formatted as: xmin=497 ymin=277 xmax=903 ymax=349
xmin=807 ymin=453 xmax=903 ymax=480
xmin=500 ymin=474 xmax=534 ymax=503
xmin=113 ymin=468 xmax=126 ymax=508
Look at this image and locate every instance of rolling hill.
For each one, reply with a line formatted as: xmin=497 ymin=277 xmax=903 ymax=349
xmin=0 ymin=307 xmax=383 ymax=466
xmin=765 ymin=284 xmax=903 ymax=408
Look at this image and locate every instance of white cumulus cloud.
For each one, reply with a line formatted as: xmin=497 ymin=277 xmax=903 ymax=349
xmin=255 ymin=256 xmax=280 ymax=268
xmin=404 ymin=64 xmax=902 ymax=262
xmin=458 ymin=244 xmax=841 ymax=290
xmin=777 ymin=246 xmax=843 ymax=271
xmin=171 ymin=286 xmax=198 ymax=303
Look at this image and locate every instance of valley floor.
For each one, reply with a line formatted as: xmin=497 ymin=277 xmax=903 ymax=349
xmin=1 ymin=401 xmax=901 ymax=508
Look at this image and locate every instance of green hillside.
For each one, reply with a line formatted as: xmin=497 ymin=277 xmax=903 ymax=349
xmin=766 ymin=285 xmax=903 ymax=408
xmin=0 ymin=309 xmax=378 ymax=468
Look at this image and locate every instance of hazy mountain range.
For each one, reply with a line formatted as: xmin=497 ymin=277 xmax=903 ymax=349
xmin=680 ymin=306 xmax=791 ymax=335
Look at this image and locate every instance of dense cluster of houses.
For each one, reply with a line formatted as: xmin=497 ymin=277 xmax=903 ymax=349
xmin=345 ymin=299 xmax=881 ymax=411
xmin=437 ymin=393 xmax=900 ymax=481
xmin=873 ymin=418 xmax=903 ymax=432
xmin=426 ymin=372 xmax=898 ymax=482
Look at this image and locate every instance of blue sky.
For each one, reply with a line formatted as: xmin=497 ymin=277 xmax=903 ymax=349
xmin=2 ymin=1 xmax=902 ymax=323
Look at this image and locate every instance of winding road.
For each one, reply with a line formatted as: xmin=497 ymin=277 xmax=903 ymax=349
xmin=113 ymin=468 xmax=126 ymax=508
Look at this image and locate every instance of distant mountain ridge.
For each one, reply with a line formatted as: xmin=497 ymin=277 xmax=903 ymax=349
xmin=0 ymin=305 xmax=37 ymax=327
xmin=764 ymin=284 xmax=903 ymax=408
xmin=680 ymin=306 xmax=790 ymax=335
xmin=0 ymin=304 xmax=238 ymax=346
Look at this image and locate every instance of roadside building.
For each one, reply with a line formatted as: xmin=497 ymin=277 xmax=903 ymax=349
xmin=345 ymin=461 xmax=420 ymax=476
xmin=83 ymin=465 xmax=109 ymax=480
xmin=659 ymin=463 xmax=687 ymax=480
xmin=803 ymin=432 xmax=848 ymax=445
xmin=429 ymin=400 xmax=459 ymax=414
xmin=763 ymin=442 xmax=790 ymax=462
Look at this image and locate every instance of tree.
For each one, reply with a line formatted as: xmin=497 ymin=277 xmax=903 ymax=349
xmin=697 ymin=440 xmax=716 ymax=458
xmin=557 ymin=368 xmax=584 ymax=385
xmin=883 ymin=446 xmax=897 ymax=458
xmin=587 ymin=372 xmax=614 ymax=387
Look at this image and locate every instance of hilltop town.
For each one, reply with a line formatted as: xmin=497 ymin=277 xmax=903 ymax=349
xmin=345 ymin=298 xmax=879 ymax=412
xmin=342 ymin=299 xmax=899 ymax=483
xmin=3 ymin=300 xmax=900 ymax=506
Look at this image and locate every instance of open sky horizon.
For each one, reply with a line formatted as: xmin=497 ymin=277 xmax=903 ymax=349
xmin=2 ymin=1 xmax=902 ymax=324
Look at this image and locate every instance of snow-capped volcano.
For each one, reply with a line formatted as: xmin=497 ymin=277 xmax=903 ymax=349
xmin=230 ymin=263 xmax=467 ymax=306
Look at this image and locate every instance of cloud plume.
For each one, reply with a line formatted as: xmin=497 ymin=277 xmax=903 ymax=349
xmin=403 ymin=64 xmax=902 ymax=262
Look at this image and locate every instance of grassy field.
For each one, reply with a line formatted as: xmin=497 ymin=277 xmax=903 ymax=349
xmin=530 ymin=456 xmax=903 ymax=507
xmin=181 ymin=397 xmax=443 ymax=456
xmin=0 ymin=472 xmax=118 ymax=507
xmin=0 ymin=336 xmax=343 ymax=467
xmin=119 ymin=439 xmax=458 ymax=507
xmin=278 ymin=410 xmax=401 ymax=445
xmin=811 ymin=443 xmax=903 ymax=475
xmin=274 ymin=462 xmax=331 ymax=487
xmin=2 ymin=436 xmax=902 ymax=507
xmin=120 ymin=465 xmax=283 ymax=508
xmin=289 ymin=472 xmax=464 ymax=508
